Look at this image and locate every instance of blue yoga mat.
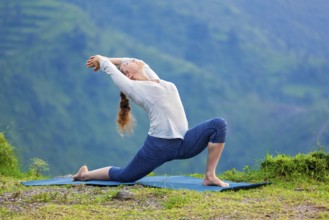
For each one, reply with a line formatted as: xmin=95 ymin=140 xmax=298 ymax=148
xmin=22 ymin=175 xmax=270 ymax=192
xmin=21 ymin=177 xmax=135 ymax=186
xmin=137 ymin=176 xmax=270 ymax=192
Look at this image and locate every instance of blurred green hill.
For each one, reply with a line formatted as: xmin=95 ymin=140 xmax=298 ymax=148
xmin=1 ymin=0 xmax=328 ymax=175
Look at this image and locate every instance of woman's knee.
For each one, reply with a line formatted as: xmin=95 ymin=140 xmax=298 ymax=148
xmin=209 ymin=117 xmax=227 ymax=143
xmin=210 ymin=117 xmax=227 ymax=131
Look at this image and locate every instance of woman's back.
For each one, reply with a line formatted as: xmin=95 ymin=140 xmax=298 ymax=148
xmin=129 ymin=79 xmax=188 ymax=139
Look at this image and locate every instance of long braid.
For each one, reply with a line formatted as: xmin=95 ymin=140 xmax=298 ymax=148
xmin=117 ymin=92 xmax=135 ymax=135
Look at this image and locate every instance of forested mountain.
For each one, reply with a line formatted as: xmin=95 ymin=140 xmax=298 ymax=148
xmin=1 ymin=0 xmax=328 ymax=175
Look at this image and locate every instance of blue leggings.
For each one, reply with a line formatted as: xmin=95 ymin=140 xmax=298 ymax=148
xmin=109 ymin=117 xmax=227 ymax=182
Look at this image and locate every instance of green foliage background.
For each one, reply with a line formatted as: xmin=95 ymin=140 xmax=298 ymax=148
xmin=1 ymin=0 xmax=328 ymax=175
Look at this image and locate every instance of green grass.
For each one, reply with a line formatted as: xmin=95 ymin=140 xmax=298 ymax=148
xmin=1 ymin=134 xmax=329 ymax=219
xmin=1 ymin=172 xmax=328 ymax=219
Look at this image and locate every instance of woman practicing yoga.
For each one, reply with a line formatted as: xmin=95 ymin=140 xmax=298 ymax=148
xmin=73 ymin=55 xmax=229 ymax=187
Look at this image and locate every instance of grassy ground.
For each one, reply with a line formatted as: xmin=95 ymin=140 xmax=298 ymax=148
xmin=1 ymin=174 xmax=329 ymax=220
xmin=1 ymin=136 xmax=329 ymax=219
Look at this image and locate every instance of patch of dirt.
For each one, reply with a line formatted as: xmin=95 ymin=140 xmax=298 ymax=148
xmin=0 ymin=185 xmax=132 ymax=213
xmin=0 ymin=184 xmax=164 ymax=215
xmin=293 ymin=204 xmax=329 ymax=219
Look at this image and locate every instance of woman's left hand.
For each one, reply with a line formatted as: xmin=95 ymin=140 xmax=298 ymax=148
xmin=86 ymin=56 xmax=100 ymax=72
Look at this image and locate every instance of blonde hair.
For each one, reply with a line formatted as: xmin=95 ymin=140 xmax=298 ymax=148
xmin=117 ymin=92 xmax=135 ymax=135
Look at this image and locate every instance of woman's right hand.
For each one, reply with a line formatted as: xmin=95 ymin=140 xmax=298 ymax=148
xmin=86 ymin=55 xmax=101 ymax=72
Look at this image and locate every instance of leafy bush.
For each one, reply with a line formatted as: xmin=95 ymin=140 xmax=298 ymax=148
xmin=28 ymin=158 xmax=49 ymax=177
xmin=260 ymin=151 xmax=329 ymax=181
xmin=221 ymin=150 xmax=329 ymax=182
xmin=0 ymin=133 xmax=20 ymax=176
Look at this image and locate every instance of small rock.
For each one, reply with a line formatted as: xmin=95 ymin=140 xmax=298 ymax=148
xmin=115 ymin=190 xmax=134 ymax=200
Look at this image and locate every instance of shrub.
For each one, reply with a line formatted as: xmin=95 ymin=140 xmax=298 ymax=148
xmin=260 ymin=151 xmax=329 ymax=181
xmin=29 ymin=158 xmax=49 ymax=177
xmin=0 ymin=133 xmax=20 ymax=176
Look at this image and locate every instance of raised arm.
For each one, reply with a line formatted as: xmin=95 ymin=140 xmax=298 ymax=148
xmin=86 ymin=55 xmax=134 ymax=96
xmin=106 ymin=57 xmax=123 ymax=66
xmin=86 ymin=55 xmax=160 ymax=80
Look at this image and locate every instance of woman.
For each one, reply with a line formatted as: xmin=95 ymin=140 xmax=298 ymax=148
xmin=73 ymin=55 xmax=229 ymax=187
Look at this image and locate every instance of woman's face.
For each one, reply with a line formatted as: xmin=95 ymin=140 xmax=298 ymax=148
xmin=120 ymin=59 xmax=144 ymax=79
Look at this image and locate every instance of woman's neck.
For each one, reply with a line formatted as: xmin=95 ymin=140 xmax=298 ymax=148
xmin=132 ymin=70 xmax=150 ymax=81
xmin=132 ymin=69 xmax=159 ymax=83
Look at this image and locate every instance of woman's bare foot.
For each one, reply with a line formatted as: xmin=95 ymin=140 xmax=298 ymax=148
xmin=72 ymin=165 xmax=89 ymax=181
xmin=203 ymin=176 xmax=230 ymax=187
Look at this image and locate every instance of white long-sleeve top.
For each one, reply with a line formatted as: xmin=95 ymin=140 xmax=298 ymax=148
xmin=99 ymin=56 xmax=188 ymax=139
